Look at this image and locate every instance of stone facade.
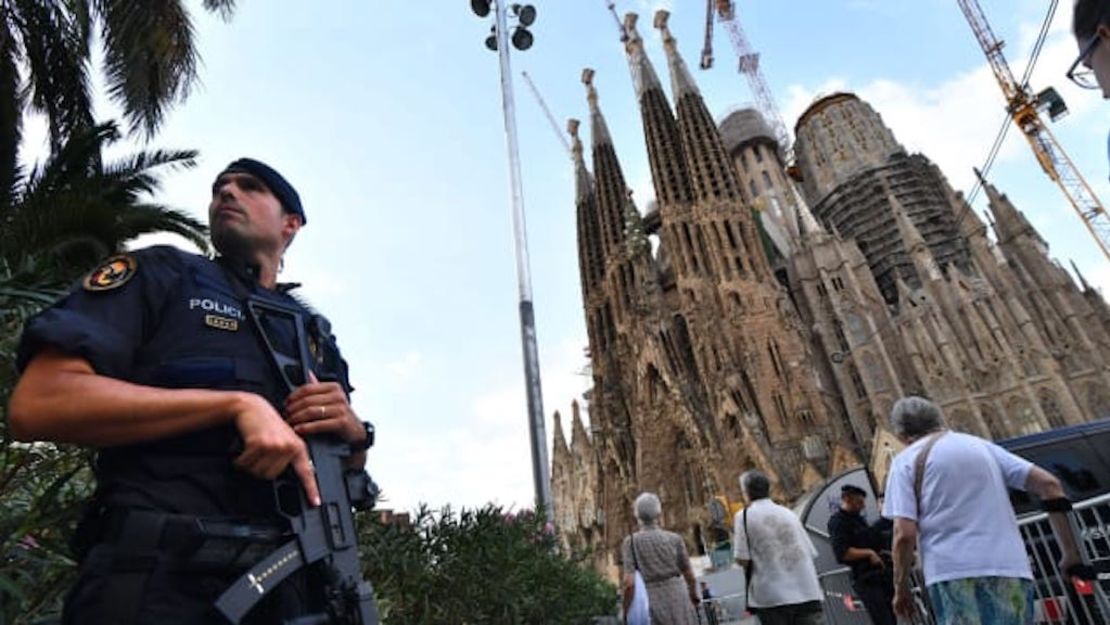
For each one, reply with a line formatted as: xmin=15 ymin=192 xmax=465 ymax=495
xmin=551 ymin=11 xmax=1110 ymax=576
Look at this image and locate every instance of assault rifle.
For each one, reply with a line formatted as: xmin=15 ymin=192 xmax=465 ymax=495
xmin=215 ymin=296 xmax=381 ymax=624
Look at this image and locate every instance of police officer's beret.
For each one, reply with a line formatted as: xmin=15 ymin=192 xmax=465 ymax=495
xmin=841 ymin=484 xmax=867 ymax=497
xmin=218 ymin=158 xmax=306 ymax=225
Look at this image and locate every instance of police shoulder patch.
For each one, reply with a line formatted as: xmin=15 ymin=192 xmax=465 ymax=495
xmin=83 ymin=254 xmax=138 ymax=292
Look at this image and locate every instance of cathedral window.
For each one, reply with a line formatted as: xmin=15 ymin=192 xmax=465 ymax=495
xmin=724 ymin=222 xmax=738 ymax=249
xmin=833 ymin=320 xmax=849 ymax=351
xmin=754 ymin=146 xmax=764 ymax=164
xmin=773 ymin=393 xmax=788 ymax=426
xmin=849 ymin=367 xmax=867 ymax=399
xmin=761 ymin=171 xmax=773 ymax=191
xmin=768 ymin=341 xmax=785 ymax=378
xmin=729 ymin=292 xmax=742 ymax=310
xmin=831 ymin=276 xmax=845 ymax=291
xmin=750 ymin=180 xmax=759 ymax=198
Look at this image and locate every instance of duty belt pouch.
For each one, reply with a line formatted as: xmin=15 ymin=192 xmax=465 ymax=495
xmin=102 ymin=510 xmax=166 ymax=625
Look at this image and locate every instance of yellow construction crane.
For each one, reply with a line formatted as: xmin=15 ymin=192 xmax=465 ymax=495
xmin=958 ymin=0 xmax=1110 ymax=262
xmin=698 ymin=0 xmax=792 ymax=156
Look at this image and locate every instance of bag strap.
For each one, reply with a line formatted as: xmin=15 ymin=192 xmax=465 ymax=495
xmin=742 ymin=508 xmax=753 ymax=592
xmin=630 ymin=533 xmax=641 ymax=572
xmin=913 ymin=431 xmax=947 ymax=517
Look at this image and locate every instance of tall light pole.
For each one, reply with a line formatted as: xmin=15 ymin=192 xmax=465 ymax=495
xmin=470 ymin=0 xmax=553 ymax=521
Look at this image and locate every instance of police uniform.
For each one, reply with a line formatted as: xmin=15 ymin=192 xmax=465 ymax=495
xmin=827 ymin=505 xmax=896 ymax=625
xmin=16 ymin=245 xmax=354 ymax=624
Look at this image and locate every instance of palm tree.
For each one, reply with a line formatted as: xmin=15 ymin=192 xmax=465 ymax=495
xmin=0 ymin=1 xmax=238 ymax=199
xmin=0 ymin=119 xmax=208 ymax=335
xmin=0 ymin=120 xmax=208 ymax=622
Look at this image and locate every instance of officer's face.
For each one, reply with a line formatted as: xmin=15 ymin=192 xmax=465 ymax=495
xmin=842 ymin=493 xmax=866 ymax=513
xmin=209 ymin=173 xmax=301 ymax=257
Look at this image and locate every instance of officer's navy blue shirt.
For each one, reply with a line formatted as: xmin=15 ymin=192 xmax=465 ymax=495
xmin=16 ymin=245 xmax=352 ymax=521
xmin=827 ymin=508 xmax=886 ymax=583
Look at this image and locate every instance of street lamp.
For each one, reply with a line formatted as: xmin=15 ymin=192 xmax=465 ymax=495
xmin=469 ymin=0 xmax=552 ymax=522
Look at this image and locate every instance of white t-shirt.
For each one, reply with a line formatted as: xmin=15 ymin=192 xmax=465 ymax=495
xmin=733 ymin=498 xmax=822 ymax=608
xmin=882 ymin=431 xmax=1034 ymax=585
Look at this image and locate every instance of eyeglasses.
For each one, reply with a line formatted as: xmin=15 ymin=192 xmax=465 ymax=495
xmin=1067 ymin=34 xmax=1102 ymax=90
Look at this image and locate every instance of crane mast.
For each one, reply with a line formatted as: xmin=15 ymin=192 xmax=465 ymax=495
xmin=711 ymin=0 xmax=792 ymax=155
xmin=957 ymin=0 xmax=1110 ymax=261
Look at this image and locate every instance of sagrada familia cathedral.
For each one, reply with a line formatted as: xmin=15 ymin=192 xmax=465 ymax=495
xmin=549 ymin=11 xmax=1110 ymax=577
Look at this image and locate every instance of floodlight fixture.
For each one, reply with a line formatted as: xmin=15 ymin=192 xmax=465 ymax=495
xmin=511 ymin=26 xmax=533 ymax=51
xmin=513 ymin=4 xmax=537 ymax=26
xmin=471 ymin=0 xmax=491 ymax=17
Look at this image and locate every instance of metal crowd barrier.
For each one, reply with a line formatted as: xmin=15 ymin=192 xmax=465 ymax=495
xmin=1015 ymin=493 xmax=1110 ymax=624
xmin=818 ymin=567 xmax=934 ymax=625
xmin=816 ymin=493 xmax=1110 ymax=625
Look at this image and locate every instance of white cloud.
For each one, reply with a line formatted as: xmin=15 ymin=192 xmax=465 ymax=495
xmin=374 ymin=336 xmax=592 ymax=513
xmin=386 ymin=350 xmax=422 ymax=379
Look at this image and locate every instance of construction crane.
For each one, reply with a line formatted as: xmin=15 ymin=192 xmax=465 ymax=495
xmin=700 ymin=0 xmax=792 ymax=156
xmin=958 ymin=0 xmax=1110 ymax=262
xmin=520 ymin=71 xmax=572 ymax=159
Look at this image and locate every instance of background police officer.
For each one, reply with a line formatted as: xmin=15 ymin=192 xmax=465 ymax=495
xmin=827 ymin=484 xmax=896 ymax=625
xmin=8 ymin=158 xmax=371 ymax=624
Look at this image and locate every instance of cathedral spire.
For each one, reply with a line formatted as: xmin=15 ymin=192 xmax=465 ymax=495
xmin=583 ymin=68 xmax=634 ymax=261
xmin=976 ymin=168 xmax=1046 ymax=248
xmin=623 ymin=12 xmax=693 ymax=207
xmin=1071 ymin=259 xmax=1093 ymax=291
xmin=552 ymin=410 xmax=570 ymax=459
xmin=654 ymin=9 xmax=742 ymax=203
xmin=570 ymin=400 xmax=592 ymax=453
xmin=794 ymin=195 xmax=825 ymax=239
xmin=654 ymin=10 xmax=699 ymax=101
xmin=569 ymin=118 xmax=604 ymax=300
xmin=890 ymin=188 xmax=941 ymax=282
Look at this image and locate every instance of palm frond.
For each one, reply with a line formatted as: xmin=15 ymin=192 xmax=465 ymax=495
xmin=12 ymin=0 xmax=94 ymax=149
xmin=97 ymin=0 xmax=198 ymax=137
xmin=202 ymin=0 xmax=237 ymax=21
xmin=0 ymin=17 xmax=25 ymax=214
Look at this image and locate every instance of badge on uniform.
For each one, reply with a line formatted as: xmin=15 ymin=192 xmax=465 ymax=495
xmin=205 ymin=314 xmax=239 ymax=332
xmin=83 ymin=254 xmax=137 ymax=292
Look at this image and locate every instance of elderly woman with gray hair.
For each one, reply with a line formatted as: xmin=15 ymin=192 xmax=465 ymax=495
xmin=620 ymin=492 xmax=700 ymax=625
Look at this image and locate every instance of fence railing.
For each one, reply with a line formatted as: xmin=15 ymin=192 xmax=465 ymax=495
xmin=815 ymin=494 xmax=1110 ymax=625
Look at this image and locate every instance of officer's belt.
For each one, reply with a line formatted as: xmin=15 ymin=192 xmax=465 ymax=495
xmin=99 ymin=508 xmax=286 ymax=570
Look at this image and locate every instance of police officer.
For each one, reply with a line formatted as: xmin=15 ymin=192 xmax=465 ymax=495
xmin=827 ymin=485 xmax=896 ymax=625
xmin=8 ymin=158 xmax=372 ymax=624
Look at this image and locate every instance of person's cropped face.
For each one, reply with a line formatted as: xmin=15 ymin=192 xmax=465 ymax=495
xmin=1091 ymin=25 xmax=1110 ymax=98
xmin=209 ymin=172 xmax=300 ymax=256
xmin=842 ymin=493 xmax=866 ymax=513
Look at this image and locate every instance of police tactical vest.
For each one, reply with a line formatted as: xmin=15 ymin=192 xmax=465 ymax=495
xmin=94 ymin=249 xmax=344 ymax=520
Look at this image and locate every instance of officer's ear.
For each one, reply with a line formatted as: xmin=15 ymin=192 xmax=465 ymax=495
xmin=281 ymin=212 xmax=303 ymax=250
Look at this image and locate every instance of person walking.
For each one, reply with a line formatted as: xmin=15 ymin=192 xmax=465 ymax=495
xmin=733 ymin=470 xmax=825 ymax=625
xmin=621 ymin=492 xmax=700 ymax=625
xmin=883 ymin=396 xmax=1088 ymax=625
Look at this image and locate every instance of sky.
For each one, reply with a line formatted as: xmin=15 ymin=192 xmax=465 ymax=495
xmin=26 ymin=0 xmax=1110 ymax=514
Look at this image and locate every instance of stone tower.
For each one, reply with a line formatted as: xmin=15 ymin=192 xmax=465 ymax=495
xmin=793 ymin=93 xmax=973 ymax=302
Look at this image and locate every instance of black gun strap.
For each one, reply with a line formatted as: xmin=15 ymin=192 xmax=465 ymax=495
xmin=214 ymin=539 xmax=306 ymax=623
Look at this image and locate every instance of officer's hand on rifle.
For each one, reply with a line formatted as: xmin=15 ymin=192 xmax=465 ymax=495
xmin=231 ymin=391 xmax=321 ymax=506
xmin=285 ymin=372 xmax=368 ymax=447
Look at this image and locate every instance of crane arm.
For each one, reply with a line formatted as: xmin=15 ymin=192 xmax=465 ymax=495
xmin=521 ymin=71 xmax=572 ymax=158
xmin=957 ymin=0 xmax=1110 ymax=262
